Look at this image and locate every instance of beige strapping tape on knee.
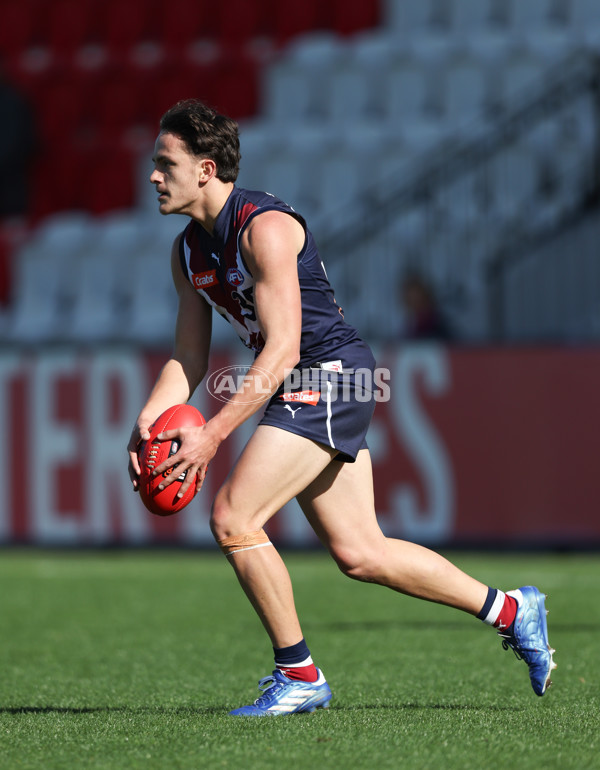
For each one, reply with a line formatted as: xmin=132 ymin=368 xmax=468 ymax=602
xmin=218 ymin=529 xmax=272 ymax=557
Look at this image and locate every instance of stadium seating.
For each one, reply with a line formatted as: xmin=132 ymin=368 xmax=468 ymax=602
xmin=262 ymin=32 xmax=346 ymax=123
xmin=2 ymin=1 xmax=383 ymax=228
xmin=42 ymin=0 xmax=99 ymax=59
xmin=441 ymin=52 xmax=492 ymax=127
xmin=3 ymin=0 xmax=600 ymax=343
xmin=4 ymin=212 xmax=94 ymax=342
xmin=0 ymin=1 xmax=43 ymax=58
xmin=62 ymin=213 xmax=143 ymax=341
xmin=123 ymin=214 xmax=186 ymax=345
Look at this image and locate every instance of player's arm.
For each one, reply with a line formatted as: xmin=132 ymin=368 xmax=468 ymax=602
xmin=208 ymin=210 xmax=304 ymax=437
xmin=127 ymin=234 xmax=212 ymax=488
xmin=153 ymin=210 xmax=304 ymax=495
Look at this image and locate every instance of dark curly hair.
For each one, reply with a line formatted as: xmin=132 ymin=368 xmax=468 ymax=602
xmin=159 ymin=99 xmax=240 ymax=182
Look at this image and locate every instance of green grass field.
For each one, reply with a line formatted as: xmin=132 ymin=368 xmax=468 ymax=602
xmin=0 ymin=550 xmax=598 ymax=770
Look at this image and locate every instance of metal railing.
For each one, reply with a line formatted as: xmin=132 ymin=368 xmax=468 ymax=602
xmin=316 ymin=51 xmax=600 ymax=342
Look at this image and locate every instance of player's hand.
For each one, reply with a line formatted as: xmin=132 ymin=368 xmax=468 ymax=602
xmin=152 ymin=423 xmax=219 ymax=497
xmin=127 ymin=421 xmax=152 ymax=491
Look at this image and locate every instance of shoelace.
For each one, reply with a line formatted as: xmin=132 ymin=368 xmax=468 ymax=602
xmin=253 ymin=675 xmax=283 ymax=707
xmin=499 ymin=630 xmax=543 ymax=663
xmin=498 ymin=632 xmax=524 ymax=661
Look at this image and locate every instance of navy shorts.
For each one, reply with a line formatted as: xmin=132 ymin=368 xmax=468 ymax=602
xmin=259 ymin=364 xmax=376 ymax=463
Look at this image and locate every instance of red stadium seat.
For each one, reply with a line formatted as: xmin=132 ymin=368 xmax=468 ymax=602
xmin=148 ymin=44 xmax=260 ymax=127
xmin=70 ymin=46 xmax=116 ymax=121
xmin=39 ymin=0 xmax=99 ymax=58
xmin=95 ymin=0 xmax=159 ymax=58
xmin=269 ymin=0 xmax=324 ymax=45
xmin=0 ymin=234 xmax=10 ymax=304
xmin=146 ymin=66 xmax=216 ymax=127
xmin=30 ymin=146 xmax=88 ymax=218
xmin=0 ymin=0 xmax=45 ymax=57
xmin=7 ymin=47 xmax=58 ymax=103
xmin=210 ymin=49 xmax=260 ymax=119
xmin=35 ymin=77 xmax=89 ymax=145
xmin=147 ymin=37 xmax=229 ymax=121
xmin=80 ymin=145 xmax=137 ymax=214
xmin=155 ymin=0 xmax=209 ymax=52
xmin=323 ymin=0 xmax=381 ymax=36
xmin=0 ymin=223 xmax=19 ymax=304
xmin=1 ymin=0 xmax=385 ymax=223
xmin=211 ymin=0 xmax=269 ymax=46
xmin=92 ymin=76 xmax=150 ymax=147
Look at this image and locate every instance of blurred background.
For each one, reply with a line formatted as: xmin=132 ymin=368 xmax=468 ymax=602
xmin=0 ymin=0 xmax=599 ymax=550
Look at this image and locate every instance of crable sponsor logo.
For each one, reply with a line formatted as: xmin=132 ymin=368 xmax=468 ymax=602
xmin=227 ymin=268 xmax=244 ymax=286
xmin=206 ymin=365 xmax=279 ymax=404
xmin=192 ymin=270 xmax=217 ymax=288
xmin=280 ymin=390 xmax=320 ymax=405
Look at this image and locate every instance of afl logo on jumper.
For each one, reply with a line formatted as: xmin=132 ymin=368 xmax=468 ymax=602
xmin=227 ymin=268 xmax=244 ymax=286
xmin=192 ymin=270 xmax=217 ymax=288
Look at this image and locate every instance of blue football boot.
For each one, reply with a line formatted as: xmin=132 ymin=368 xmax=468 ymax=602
xmin=230 ymin=668 xmax=332 ymax=716
xmin=498 ymin=586 xmax=557 ymax=696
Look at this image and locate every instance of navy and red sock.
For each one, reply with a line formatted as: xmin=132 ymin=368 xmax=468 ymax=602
xmin=274 ymin=638 xmax=318 ymax=682
xmin=477 ymin=587 xmax=518 ymax=631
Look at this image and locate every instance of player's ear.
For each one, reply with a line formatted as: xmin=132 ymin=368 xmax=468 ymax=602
xmin=198 ymin=159 xmax=217 ymax=183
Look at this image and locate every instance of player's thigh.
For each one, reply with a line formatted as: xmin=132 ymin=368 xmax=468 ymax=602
xmin=296 ymin=448 xmax=385 ymax=560
xmin=211 ymin=424 xmax=337 ymax=536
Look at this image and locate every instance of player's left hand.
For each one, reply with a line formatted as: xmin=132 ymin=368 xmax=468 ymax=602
xmin=152 ymin=422 xmax=219 ymax=496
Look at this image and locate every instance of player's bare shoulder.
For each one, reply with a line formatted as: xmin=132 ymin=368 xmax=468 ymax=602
xmin=241 ymin=210 xmax=305 ymax=272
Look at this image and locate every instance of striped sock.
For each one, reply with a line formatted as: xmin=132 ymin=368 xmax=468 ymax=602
xmin=477 ymin=587 xmax=518 ymax=632
xmin=274 ymin=638 xmax=318 ymax=682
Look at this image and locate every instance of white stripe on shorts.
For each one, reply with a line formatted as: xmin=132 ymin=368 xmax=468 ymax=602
xmin=325 ymin=380 xmax=334 ymax=448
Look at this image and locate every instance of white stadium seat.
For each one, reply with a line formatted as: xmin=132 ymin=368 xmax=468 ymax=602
xmin=64 ymin=213 xmax=145 ymax=341
xmin=568 ymin=0 xmax=600 ymax=31
xmin=498 ymin=48 xmax=547 ymax=103
xmin=263 ymin=63 xmax=320 ymax=123
xmin=263 ymin=150 xmax=312 ymax=213
xmin=236 ymin=120 xmax=285 ymax=191
xmin=507 ymin=0 xmax=555 ymax=30
xmin=6 ymin=212 xmax=93 ymax=342
xmin=385 ymin=0 xmax=432 ymax=34
xmin=263 ymin=32 xmax=346 ymax=124
xmin=352 ymin=31 xmax=401 ymax=67
xmin=326 ymin=61 xmax=378 ymax=124
xmin=383 ymin=57 xmax=437 ymax=123
xmin=124 ymin=249 xmax=178 ymax=346
xmin=449 ymin=0 xmax=496 ymax=34
xmin=441 ymin=54 xmax=492 ymax=125
xmin=489 ymin=145 xmax=540 ymax=220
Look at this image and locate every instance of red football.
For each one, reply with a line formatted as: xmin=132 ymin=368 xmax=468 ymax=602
xmin=138 ymin=404 xmax=206 ymax=516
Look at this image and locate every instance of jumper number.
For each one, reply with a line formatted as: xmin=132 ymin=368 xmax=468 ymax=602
xmin=232 ymin=286 xmax=257 ymax=321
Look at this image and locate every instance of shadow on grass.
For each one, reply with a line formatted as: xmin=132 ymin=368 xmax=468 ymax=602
xmin=0 ymin=705 xmax=225 ymax=716
xmin=1 ymin=702 xmax=523 ymax=716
